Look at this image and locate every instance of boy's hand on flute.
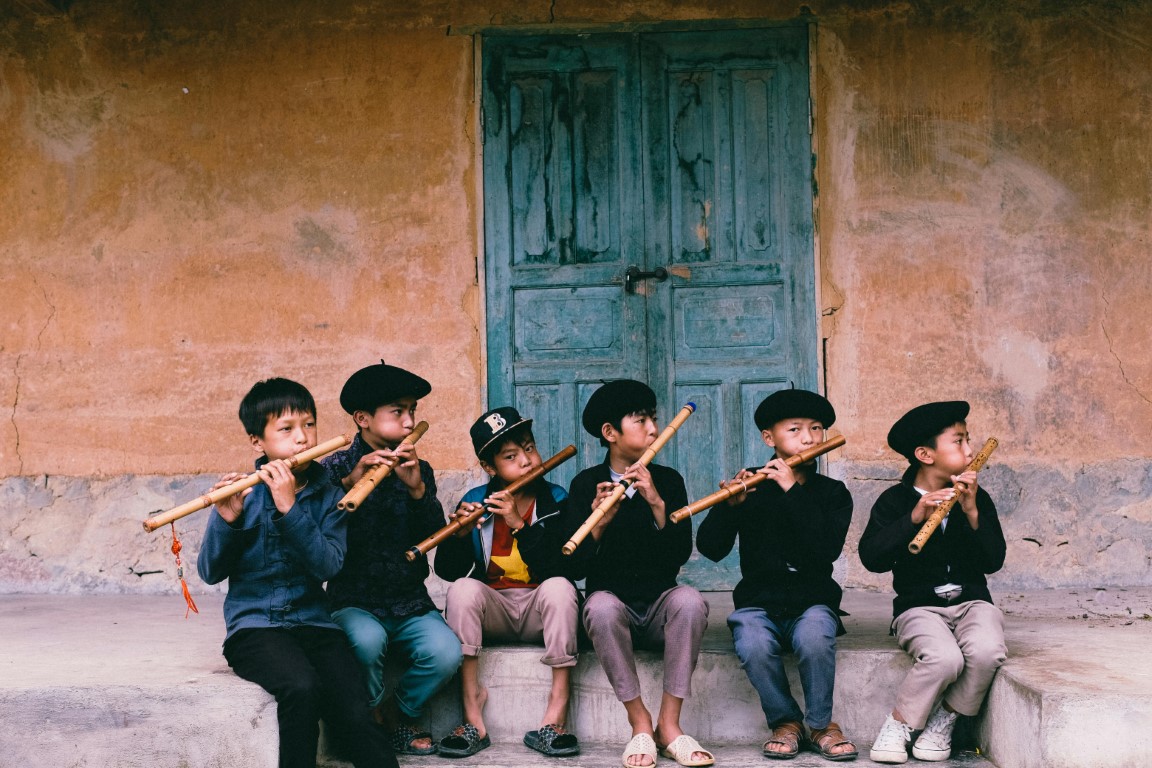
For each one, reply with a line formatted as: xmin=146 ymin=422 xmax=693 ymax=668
xmin=387 ymin=441 xmax=426 ymax=500
xmin=589 ymin=481 xmax=623 ymax=540
xmin=261 ymin=459 xmax=300 ymax=515
xmin=911 ymin=487 xmax=956 ymax=525
xmin=212 ymin=473 xmax=250 ymax=524
xmin=757 ymin=457 xmax=798 ymax=493
xmin=483 ymin=490 xmax=524 ymax=530
xmin=449 ymin=501 xmax=485 ymax=534
xmin=344 ymin=451 xmax=396 ymax=490
xmin=622 ymin=463 xmax=666 ymax=528
xmin=721 ymin=469 xmax=758 ymax=506
xmin=951 ymin=469 xmax=980 ymax=526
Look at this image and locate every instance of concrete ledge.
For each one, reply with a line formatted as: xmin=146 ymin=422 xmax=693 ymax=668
xmin=1 ymin=589 xmax=1149 ymax=768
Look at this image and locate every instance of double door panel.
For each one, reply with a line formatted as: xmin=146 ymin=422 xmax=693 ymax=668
xmin=483 ymin=27 xmax=816 ymax=587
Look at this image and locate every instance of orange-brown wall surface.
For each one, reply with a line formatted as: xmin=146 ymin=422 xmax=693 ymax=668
xmin=2 ymin=0 xmax=1149 ymax=591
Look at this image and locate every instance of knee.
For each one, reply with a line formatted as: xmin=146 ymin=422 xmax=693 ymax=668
xmin=733 ymin=625 xmax=783 ymax=663
xmin=666 ymin=586 xmax=709 ymax=626
xmin=341 ymin=622 xmax=387 ymax=664
xmin=917 ymin=644 xmax=965 ymax=681
xmin=583 ymin=592 xmax=628 ymax=632
xmin=963 ymin=638 xmax=1007 ymax=673
xmin=446 ymin=578 xmax=488 ymax=615
xmin=793 ymin=612 xmax=838 ymax=652
xmin=415 ymin=625 xmax=463 ymax=676
xmin=537 ymin=577 xmax=577 ymax=604
xmin=279 ymin=669 xmax=323 ymax=707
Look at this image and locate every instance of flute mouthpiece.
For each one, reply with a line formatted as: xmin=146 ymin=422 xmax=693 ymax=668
xmin=686 ymin=402 xmax=697 ymax=411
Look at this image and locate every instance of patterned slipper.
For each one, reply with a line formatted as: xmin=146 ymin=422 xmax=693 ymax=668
xmin=621 ymin=732 xmax=657 ymax=768
xmin=438 ymin=723 xmax=492 ymax=758
xmin=524 ymin=723 xmax=580 ymax=756
xmin=387 ymin=723 xmax=437 ymax=755
xmin=659 ymin=734 xmax=715 ymax=767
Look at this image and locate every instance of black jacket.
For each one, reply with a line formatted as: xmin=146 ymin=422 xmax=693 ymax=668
xmin=859 ymin=467 xmax=1006 ymax=620
xmin=696 ymin=468 xmax=852 ymax=623
xmin=563 ymin=459 xmax=691 ymax=609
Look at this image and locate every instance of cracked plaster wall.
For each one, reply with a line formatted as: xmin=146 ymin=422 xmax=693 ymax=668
xmin=1 ymin=1 xmax=1150 ymax=592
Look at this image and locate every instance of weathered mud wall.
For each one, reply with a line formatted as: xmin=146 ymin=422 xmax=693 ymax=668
xmin=1 ymin=0 xmax=1149 ymax=592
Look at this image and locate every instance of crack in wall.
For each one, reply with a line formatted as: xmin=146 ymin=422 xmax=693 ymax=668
xmin=1101 ymin=289 xmax=1152 ymax=406
xmin=10 ymin=281 xmax=58 ymax=473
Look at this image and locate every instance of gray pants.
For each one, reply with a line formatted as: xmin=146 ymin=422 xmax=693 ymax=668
xmin=444 ymin=576 xmax=579 ymax=667
xmin=892 ymin=600 xmax=1007 ymax=728
xmin=582 ymin=585 xmax=709 ymax=702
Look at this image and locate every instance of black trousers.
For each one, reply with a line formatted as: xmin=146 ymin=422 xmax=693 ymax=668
xmin=223 ymin=625 xmax=398 ymax=768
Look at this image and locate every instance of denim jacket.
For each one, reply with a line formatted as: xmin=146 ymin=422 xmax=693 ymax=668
xmin=197 ymin=459 xmax=346 ymax=640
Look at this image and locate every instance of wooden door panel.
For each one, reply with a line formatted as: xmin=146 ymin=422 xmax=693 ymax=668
xmin=484 ymin=26 xmax=815 ymax=588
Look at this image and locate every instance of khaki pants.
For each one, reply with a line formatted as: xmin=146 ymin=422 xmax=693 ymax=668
xmin=892 ymin=600 xmax=1007 ymax=728
xmin=444 ymin=576 xmax=579 ymax=667
xmin=582 ymin=586 xmax=709 ymax=702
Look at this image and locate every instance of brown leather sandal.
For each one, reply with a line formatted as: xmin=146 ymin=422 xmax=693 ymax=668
xmin=809 ymin=721 xmax=858 ymax=762
xmin=762 ymin=721 xmax=803 ymax=760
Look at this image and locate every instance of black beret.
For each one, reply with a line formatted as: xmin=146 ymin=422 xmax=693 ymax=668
xmin=754 ymin=389 xmax=836 ymax=431
xmin=470 ymin=406 xmax=533 ymax=459
xmin=339 ymin=360 xmax=431 ymax=414
xmin=887 ymin=400 xmax=970 ymax=460
xmin=581 ymin=379 xmax=657 ymax=437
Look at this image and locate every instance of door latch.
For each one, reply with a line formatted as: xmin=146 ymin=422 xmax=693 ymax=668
xmin=623 ymin=265 xmax=669 ymax=294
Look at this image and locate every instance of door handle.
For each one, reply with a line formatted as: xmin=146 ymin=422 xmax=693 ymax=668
xmin=624 ymin=265 xmax=669 ymax=294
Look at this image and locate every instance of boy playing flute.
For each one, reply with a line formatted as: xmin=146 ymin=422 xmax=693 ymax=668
xmin=696 ymin=389 xmax=857 ymax=761
xmin=859 ymin=401 xmax=1007 ymax=763
xmin=434 ymin=407 xmax=581 ymax=758
xmin=197 ymin=377 xmax=396 ymax=768
xmin=563 ymin=380 xmax=713 ymax=768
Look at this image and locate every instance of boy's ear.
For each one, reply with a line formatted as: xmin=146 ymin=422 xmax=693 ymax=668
xmin=600 ymin=422 xmax=618 ymax=444
xmin=248 ymin=433 xmax=265 ymax=454
xmin=761 ymin=428 xmax=776 ymax=448
xmin=479 ymin=459 xmax=496 ymax=477
xmin=914 ymin=444 xmax=935 ymax=465
xmin=353 ymin=410 xmax=372 ymax=429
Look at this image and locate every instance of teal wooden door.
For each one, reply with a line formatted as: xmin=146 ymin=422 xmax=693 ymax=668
xmin=483 ymin=26 xmax=816 ymax=588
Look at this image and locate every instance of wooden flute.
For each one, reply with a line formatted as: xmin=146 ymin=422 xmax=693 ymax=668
xmin=907 ymin=437 xmax=999 ymax=554
xmin=337 ymin=421 xmax=430 ymax=511
xmin=142 ymin=433 xmax=353 ymax=533
xmin=669 ymin=434 xmax=847 ymax=524
xmin=405 ymin=444 xmax=577 ymax=562
xmin=562 ymin=402 xmax=696 ymax=556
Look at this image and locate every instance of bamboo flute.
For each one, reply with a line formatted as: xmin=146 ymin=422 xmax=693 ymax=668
xmin=337 ymin=421 xmax=430 ymax=512
xmin=669 ymin=435 xmax=847 ymax=524
xmin=405 ymin=444 xmax=577 ymax=562
xmin=562 ymin=402 xmax=696 ymax=556
xmin=907 ymin=437 xmax=999 ymax=554
xmin=142 ymin=433 xmax=353 ymax=533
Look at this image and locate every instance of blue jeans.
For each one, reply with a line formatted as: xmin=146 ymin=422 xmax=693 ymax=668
xmin=728 ymin=604 xmax=839 ymax=730
xmin=332 ymin=607 xmax=462 ymax=718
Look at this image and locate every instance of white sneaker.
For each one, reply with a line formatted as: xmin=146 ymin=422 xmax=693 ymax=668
xmin=870 ymin=714 xmax=912 ymax=764
xmin=912 ymin=706 xmax=958 ymax=761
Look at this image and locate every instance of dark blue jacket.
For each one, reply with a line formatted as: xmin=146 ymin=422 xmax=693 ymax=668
xmin=197 ymin=459 xmax=345 ymax=640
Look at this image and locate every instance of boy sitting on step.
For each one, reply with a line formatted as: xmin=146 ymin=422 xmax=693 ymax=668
xmin=197 ymin=377 xmax=397 ymax=768
xmin=322 ymin=362 xmax=463 ymax=756
xmin=563 ymin=380 xmax=714 ymax=768
xmin=697 ymin=389 xmax=858 ymax=762
xmin=434 ymin=406 xmax=581 ymax=758
xmin=859 ymin=401 xmax=1007 ymax=763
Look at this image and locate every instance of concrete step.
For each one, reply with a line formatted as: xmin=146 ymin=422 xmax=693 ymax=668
xmin=1 ymin=589 xmax=1150 ymax=768
xmin=319 ymin=742 xmax=996 ymax=767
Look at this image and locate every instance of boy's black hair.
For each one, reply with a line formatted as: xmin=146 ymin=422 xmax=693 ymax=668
xmin=479 ymin=422 xmax=536 ymax=465
xmin=239 ymin=378 xmax=316 ymax=437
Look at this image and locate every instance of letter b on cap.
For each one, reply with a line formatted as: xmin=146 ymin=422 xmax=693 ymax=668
xmin=483 ymin=412 xmax=507 ymax=434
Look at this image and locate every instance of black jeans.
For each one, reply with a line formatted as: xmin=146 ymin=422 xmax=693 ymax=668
xmin=223 ymin=625 xmax=398 ymax=768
